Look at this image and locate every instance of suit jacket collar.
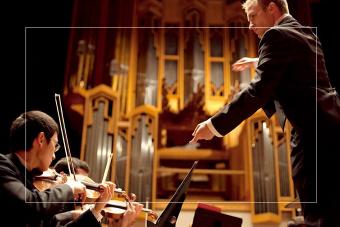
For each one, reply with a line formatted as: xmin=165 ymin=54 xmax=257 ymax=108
xmin=7 ymin=153 xmax=27 ymax=174
xmin=277 ymin=15 xmax=299 ymax=26
xmin=275 ymin=13 xmax=290 ymax=25
xmin=6 ymin=153 xmax=39 ymax=186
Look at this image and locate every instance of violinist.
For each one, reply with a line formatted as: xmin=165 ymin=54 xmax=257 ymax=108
xmin=51 ymin=180 xmax=115 ymax=227
xmin=54 ymin=157 xmax=90 ymax=176
xmin=0 ymin=110 xmax=108 ymax=227
xmin=53 ymin=157 xmax=144 ymax=227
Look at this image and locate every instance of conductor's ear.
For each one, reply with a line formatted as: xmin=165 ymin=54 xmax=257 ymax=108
xmin=268 ymin=2 xmax=277 ymax=14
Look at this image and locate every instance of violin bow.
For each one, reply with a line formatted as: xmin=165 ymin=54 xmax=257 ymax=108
xmin=102 ymin=152 xmax=113 ymax=184
xmin=101 ymin=151 xmax=134 ymax=206
xmin=101 ymin=152 xmax=131 ymax=204
xmin=54 ymin=94 xmax=77 ymax=180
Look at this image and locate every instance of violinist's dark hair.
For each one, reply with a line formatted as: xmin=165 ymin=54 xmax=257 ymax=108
xmin=54 ymin=157 xmax=90 ymax=175
xmin=9 ymin=110 xmax=59 ymax=152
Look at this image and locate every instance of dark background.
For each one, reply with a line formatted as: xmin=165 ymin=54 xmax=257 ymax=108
xmin=0 ymin=0 xmax=336 ymax=158
xmin=1 ymin=0 xmax=75 ymax=160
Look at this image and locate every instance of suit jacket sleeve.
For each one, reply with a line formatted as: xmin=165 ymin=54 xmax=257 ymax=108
xmin=51 ymin=211 xmax=74 ymax=227
xmin=0 ymin=154 xmax=75 ymax=222
xmin=211 ymin=29 xmax=289 ymax=136
xmin=51 ymin=209 xmax=101 ymax=227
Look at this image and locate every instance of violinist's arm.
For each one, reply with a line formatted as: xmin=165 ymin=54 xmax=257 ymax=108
xmin=51 ymin=211 xmax=74 ymax=227
xmin=51 ymin=209 xmax=101 ymax=227
xmin=0 ymin=161 xmax=75 ymax=219
xmin=50 ymin=182 xmax=115 ymax=227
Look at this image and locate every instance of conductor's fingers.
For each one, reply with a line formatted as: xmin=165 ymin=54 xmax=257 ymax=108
xmin=192 ymin=123 xmax=201 ymax=136
xmin=189 ymin=134 xmax=199 ymax=144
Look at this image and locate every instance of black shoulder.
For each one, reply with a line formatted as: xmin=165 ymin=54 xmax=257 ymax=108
xmin=261 ymin=28 xmax=284 ymax=44
xmin=0 ymin=153 xmax=17 ymax=174
xmin=0 ymin=153 xmax=10 ymax=164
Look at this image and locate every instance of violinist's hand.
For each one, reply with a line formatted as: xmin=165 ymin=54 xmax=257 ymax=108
xmin=189 ymin=120 xmax=214 ymax=144
xmin=56 ymin=171 xmax=67 ymax=184
xmin=93 ymin=181 xmax=115 ymax=214
xmin=66 ymin=180 xmax=86 ymax=199
xmin=232 ymin=57 xmax=258 ymax=72
xmin=70 ymin=209 xmax=84 ymax=219
xmin=121 ymin=202 xmax=143 ymax=227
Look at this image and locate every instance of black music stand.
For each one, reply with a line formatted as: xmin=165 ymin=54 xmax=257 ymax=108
xmin=192 ymin=203 xmax=242 ymax=227
xmin=147 ymin=161 xmax=198 ymax=227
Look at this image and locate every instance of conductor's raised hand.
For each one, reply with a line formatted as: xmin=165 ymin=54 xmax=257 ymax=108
xmin=189 ymin=121 xmax=214 ymax=144
xmin=232 ymin=57 xmax=258 ymax=72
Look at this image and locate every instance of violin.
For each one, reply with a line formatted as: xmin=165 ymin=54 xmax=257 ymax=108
xmin=71 ymin=174 xmax=131 ymax=203
xmin=101 ymin=199 xmax=158 ymax=222
xmin=33 ymin=171 xmax=123 ymax=203
xmin=33 ymin=170 xmax=101 ymax=206
xmin=33 ymin=168 xmax=67 ymax=191
xmin=75 ymin=175 xmax=159 ymax=222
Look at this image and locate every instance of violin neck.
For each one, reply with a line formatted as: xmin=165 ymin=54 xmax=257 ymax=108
xmin=81 ymin=180 xmax=101 ymax=191
xmin=106 ymin=202 xmax=153 ymax=214
xmin=34 ymin=175 xmax=57 ymax=181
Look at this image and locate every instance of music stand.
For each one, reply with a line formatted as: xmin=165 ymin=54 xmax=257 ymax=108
xmin=147 ymin=161 xmax=198 ymax=227
xmin=192 ymin=203 xmax=242 ymax=227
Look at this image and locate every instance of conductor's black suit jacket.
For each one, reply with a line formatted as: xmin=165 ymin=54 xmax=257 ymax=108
xmin=0 ymin=153 xmax=82 ymax=227
xmin=210 ymin=15 xmax=340 ymax=214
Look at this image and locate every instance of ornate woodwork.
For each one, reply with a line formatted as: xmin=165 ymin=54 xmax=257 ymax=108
xmin=62 ymin=0 xmax=299 ymax=223
xmin=80 ymin=85 xmax=119 ymax=183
